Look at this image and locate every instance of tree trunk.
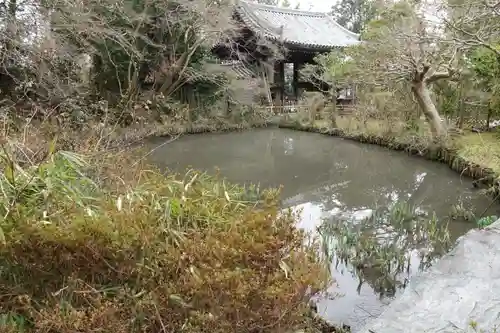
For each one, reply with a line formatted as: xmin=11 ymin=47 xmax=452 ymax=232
xmin=457 ymin=81 xmax=466 ymax=129
xmin=486 ymin=106 xmax=492 ymax=130
xmin=159 ymin=39 xmax=204 ymax=97
xmin=411 ymin=81 xmax=445 ymax=138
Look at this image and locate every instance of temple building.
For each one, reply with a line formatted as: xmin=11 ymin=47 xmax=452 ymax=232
xmin=212 ymin=0 xmax=360 ymax=106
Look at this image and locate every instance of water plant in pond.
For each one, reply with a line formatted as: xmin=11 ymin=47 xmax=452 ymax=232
xmin=449 ymin=198 xmax=498 ymax=229
xmin=476 ymin=215 xmax=499 ymax=229
xmin=450 ymin=200 xmax=476 ymax=221
xmin=319 ymin=201 xmax=452 ymax=297
xmin=468 ymin=319 xmax=499 ymax=333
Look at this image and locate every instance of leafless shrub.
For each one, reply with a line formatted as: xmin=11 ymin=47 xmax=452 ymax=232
xmin=0 ymin=0 xmax=268 ymax=124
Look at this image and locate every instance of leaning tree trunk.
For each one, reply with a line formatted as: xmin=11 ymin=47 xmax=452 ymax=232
xmin=457 ymin=81 xmax=466 ymax=129
xmin=411 ymin=81 xmax=445 ymax=138
xmin=486 ymin=106 xmax=493 ymax=130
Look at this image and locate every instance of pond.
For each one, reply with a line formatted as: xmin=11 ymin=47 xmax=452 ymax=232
xmin=145 ymin=128 xmax=498 ymax=331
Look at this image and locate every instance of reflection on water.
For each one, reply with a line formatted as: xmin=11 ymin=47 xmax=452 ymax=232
xmin=321 ymin=201 xmax=450 ymax=298
xmin=145 ymin=128 xmax=499 ymax=332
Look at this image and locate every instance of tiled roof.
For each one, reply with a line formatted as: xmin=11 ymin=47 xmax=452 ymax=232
xmin=222 ymin=61 xmax=256 ymax=79
xmin=235 ymin=0 xmax=360 ymax=49
xmin=204 ymin=61 xmax=256 ymax=79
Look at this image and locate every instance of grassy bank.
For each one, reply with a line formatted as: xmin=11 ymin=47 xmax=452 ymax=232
xmin=107 ymin=115 xmax=276 ymax=147
xmin=277 ymin=115 xmax=500 ymax=192
xmin=0 ymin=135 xmax=332 ymax=332
xmin=10 ymin=113 xmax=275 ymax=155
xmin=455 ymin=132 xmax=500 ymax=176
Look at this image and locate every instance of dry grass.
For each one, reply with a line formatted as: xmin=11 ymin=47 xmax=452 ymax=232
xmin=2 ymin=111 xmax=273 ymax=161
xmin=312 ymin=118 xmax=395 ymax=134
xmin=304 ymin=116 xmax=430 ymax=141
xmin=281 ymin=113 xmax=500 ymax=176
xmin=0 ymin=128 xmax=329 ymax=333
xmin=335 ymin=116 xmax=404 ymax=134
xmin=298 ymin=113 xmax=424 ymax=137
xmin=455 ymin=131 xmax=500 ymax=174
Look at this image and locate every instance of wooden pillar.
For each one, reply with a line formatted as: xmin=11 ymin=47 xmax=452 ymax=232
xmin=263 ymin=60 xmax=274 ymax=85
xmin=273 ymin=61 xmax=284 ymax=105
xmin=352 ymin=83 xmax=357 ymax=105
xmin=293 ymin=62 xmax=299 ymax=101
xmin=259 ymin=61 xmax=274 ymax=106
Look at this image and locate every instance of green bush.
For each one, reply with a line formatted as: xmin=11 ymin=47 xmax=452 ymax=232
xmin=0 ymin=145 xmax=328 ymax=333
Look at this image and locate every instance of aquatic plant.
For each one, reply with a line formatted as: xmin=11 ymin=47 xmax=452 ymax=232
xmin=476 ymin=215 xmax=499 ymax=229
xmin=449 ymin=199 xmax=498 ymax=229
xmin=319 ymin=201 xmax=451 ymax=297
xmin=469 ymin=319 xmax=499 ymax=333
xmin=0 ymin=140 xmax=329 ymax=332
xmin=450 ymin=200 xmax=476 ymax=221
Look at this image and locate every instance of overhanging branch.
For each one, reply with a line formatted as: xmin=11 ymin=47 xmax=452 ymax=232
xmin=426 ymin=71 xmax=451 ymax=83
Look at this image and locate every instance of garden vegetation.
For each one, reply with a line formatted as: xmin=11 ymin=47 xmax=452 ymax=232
xmin=0 ymin=142 xmax=329 ymax=332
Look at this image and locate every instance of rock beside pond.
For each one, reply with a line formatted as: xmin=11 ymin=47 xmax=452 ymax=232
xmin=297 ymin=312 xmax=351 ymax=333
xmin=293 ymin=304 xmax=351 ymax=333
xmin=359 ymin=219 xmax=500 ymax=333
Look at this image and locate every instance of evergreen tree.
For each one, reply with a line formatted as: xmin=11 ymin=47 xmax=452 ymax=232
xmin=330 ymin=0 xmax=377 ymax=34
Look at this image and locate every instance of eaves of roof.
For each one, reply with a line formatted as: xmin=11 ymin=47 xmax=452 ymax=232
xmin=234 ymin=0 xmax=361 ymax=50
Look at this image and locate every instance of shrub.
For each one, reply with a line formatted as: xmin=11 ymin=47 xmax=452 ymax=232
xmin=0 ymin=144 xmax=328 ymax=333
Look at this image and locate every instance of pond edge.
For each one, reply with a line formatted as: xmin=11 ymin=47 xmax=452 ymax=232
xmin=136 ymin=120 xmax=499 ymax=331
xmin=276 ymin=121 xmax=500 ymax=193
xmin=142 ymin=118 xmax=499 ymax=196
xmin=107 ymin=120 xmax=274 ymax=151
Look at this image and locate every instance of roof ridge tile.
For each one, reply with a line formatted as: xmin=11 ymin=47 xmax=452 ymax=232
xmin=239 ymin=0 xmax=327 ymax=15
xmin=235 ymin=0 xmax=360 ymax=49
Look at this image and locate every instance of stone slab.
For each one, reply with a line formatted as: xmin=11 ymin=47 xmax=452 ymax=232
xmin=359 ymin=219 xmax=500 ymax=333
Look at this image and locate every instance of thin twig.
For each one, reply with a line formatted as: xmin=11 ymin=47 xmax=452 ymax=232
xmin=131 ymin=133 xmax=181 ymax=168
xmin=154 ymin=302 xmax=167 ymax=333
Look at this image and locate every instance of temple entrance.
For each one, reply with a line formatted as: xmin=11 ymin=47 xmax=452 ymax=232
xmin=211 ymin=0 xmax=360 ymax=108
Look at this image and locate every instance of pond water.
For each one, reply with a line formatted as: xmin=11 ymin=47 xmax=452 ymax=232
xmin=145 ymin=128 xmax=498 ymax=331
